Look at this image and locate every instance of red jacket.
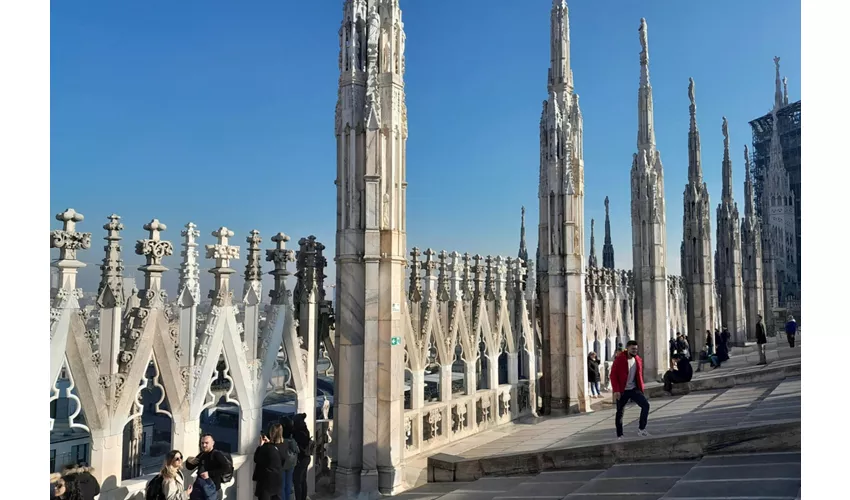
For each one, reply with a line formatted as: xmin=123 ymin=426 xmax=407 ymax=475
xmin=610 ymin=351 xmax=644 ymax=393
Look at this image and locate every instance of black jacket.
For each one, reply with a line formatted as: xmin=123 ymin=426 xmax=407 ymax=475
xmin=187 ymin=449 xmax=230 ymax=491
xmin=756 ymin=321 xmax=767 ymax=344
xmin=586 ymin=357 xmax=601 ymax=383
xmin=253 ymin=442 xmax=287 ymax=496
xmin=676 ymin=357 xmax=693 ymax=382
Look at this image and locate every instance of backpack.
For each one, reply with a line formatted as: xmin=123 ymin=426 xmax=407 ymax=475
xmin=145 ymin=474 xmax=165 ymax=500
xmin=217 ymin=451 xmax=235 ymax=484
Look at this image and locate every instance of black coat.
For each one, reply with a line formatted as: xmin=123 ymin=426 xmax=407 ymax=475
xmin=187 ymin=450 xmax=231 ymax=491
xmin=756 ymin=321 xmax=767 ymax=344
xmin=587 ymin=357 xmax=601 ymax=383
xmin=253 ymin=442 xmax=287 ymax=497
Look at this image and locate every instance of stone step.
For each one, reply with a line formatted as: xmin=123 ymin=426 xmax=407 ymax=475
xmin=492 ymin=470 xmax=605 ymax=499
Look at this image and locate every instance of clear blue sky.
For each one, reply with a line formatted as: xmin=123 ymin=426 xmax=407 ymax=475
xmin=50 ymin=0 xmax=801 ymax=296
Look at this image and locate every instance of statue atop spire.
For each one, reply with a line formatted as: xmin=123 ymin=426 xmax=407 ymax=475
xmin=783 ymin=76 xmax=789 ymax=106
xmin=687 ymin=78 xmax=702 ymax=184
xmin=602 ymin=196 xmax=614 ymax=269
xmin=548 ymin=0 xmax=571 ymax=90
xmin=518 ymin=205 xmax=528 ymax=264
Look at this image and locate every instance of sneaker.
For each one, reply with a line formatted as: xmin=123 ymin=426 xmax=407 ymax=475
xmin=617 ymin=436 xmax=623 ymax=440
xmin=637 ymin=429 xmax=650 ymax=437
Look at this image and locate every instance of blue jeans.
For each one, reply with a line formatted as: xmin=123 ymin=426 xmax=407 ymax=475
xmin=281 ymin=468 xmax=294 ymax=500
xmin=590 ymin=381 xmax=601 ymax=396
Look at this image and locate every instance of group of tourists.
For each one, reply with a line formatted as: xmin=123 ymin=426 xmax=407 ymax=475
xmin=49 ymin=413 xmax=314 ymax=500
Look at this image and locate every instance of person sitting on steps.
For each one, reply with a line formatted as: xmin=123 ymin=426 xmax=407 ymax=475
xmin=663 ymin=352 xmax=693 ymax=395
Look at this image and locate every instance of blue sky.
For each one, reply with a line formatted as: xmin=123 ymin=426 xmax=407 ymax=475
xmin=50 ymin=0 xmax=801 ymax=296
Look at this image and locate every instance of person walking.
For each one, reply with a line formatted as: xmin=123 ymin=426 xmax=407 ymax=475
xmin=186 ymin=434 xmax=233 ymax=500
xmin=785 ymin=315 xmax=797 ymax=348
xmin=254 ymin=423 xmax=287 ymax=500
xmin=662 ymin=353 xmax=693 ymax=394
xmin=610 ymin=340 xmax=651 ymax=439
xmin=756 ymin=314 xmax=768 ymax=365
xmin=587 ymin=352 xmax=602 ymax=399
xmin=292 ymin=414 xmax=313 ymax=500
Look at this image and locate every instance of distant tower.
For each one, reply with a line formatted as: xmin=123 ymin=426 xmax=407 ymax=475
xmin=602 ymin=197 xmax=615 ymax=269
xmin=588 ymin=219 xmax=598 ymax=268
xmin=630 ymin=18 xmax=669 ymax=380
xmin=716 ymin=117 xmax=747 ymax=345
xmin=681 ymin=78 xmax=715 ymax=353
xmin=741 ymin=145 xmax=765 ymax=341
xmin=761 ymin=57 xmax=798 ymax=311
xmin=537 ymin=0 xmax=589 ymax=414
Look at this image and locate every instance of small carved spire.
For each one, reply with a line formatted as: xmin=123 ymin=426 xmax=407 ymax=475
xmin=721 ymin=117 xmax=733 ymax=203
xmin=295 ymin=236 xmax=321 ymax=304
xmin=744 ymin=145 xmax=755 ymax=218
xmin=179 ymin=223 xmax=201 ymax=303
xmin=205 ymin=227 xmax=240 ymax=307
xmin=636 ymin=18 xmax=655 ymax=152
xmin=773 ymin=56 xmax=783 ymax=110
xmin=472 ymin=254 xmax=485 ymax=301
xmin=51 ymin=209 xmax=92 ymax=290
xmin=518 ymin=206 xmax=528 ymax=264
xmin=243 ymin=230 xmax=263 ymax=298
xmin=484 ymin=255 xmax=496 ymax=301
xmin=588 ymin=219 xmax=598 ymax=268
xmin=461 ymin=252 xmax=473 ymax=301
xmin=135 ymin=219 xmax=173 ymax=302
xmin=97 ymin=214 xmax=125 ymax=306
xmin=266 ymin=233 xmax=295 ymax=305
xmin=687 ymin=77 xmax=703 ymax=184
xmin=437 ymin=250 xmax=450 ymax=302
xmin=408 ymin=247 xmax=423 ymax=302
xmin=602 ymin=197 xmax=615 ymax=269
xmin=783 ymin=76 xmax=789 ymax=106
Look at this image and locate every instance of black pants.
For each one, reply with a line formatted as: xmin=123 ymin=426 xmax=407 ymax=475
xmin=663 ymin=371 xmax=690 ymax=392
xmin=293 ymin=459 xmax=309 ymax=500
xmin=787 ymin=333 xmax=796 ymax=348
xmin=615 ymin=389 xmax=650 ymax=437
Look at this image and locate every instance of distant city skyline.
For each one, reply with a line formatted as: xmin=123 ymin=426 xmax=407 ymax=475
xmin=50 ymin=0 xmax=801 ymax=294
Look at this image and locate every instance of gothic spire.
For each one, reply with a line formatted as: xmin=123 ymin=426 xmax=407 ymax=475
xmin=588 ymin=218 xmax=598 ymax=268
xmin=602 ymin=196 xmax=615 ymax=269
xmin=773 ymin=56 xmax=783 ymax=111
xmin=721 ymin=117 xmax=733 ymax=203
xmin=548 ymin=0 xmax=571 ymax=91
xmin=518 ymin=206 xmax=529 ymax=264
xmin=783 ymin=76 xmax=789 ymax=106
xmin=687 ymin=77 xmax=703 ymax=184
xmin=744 ymin=145 xmax=755 ymax=218
xmin=637 ymin=18 xmax=655 ymax=152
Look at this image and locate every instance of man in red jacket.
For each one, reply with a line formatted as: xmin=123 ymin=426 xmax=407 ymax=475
xmin=610 ymin=340 xmax=651 ymax=438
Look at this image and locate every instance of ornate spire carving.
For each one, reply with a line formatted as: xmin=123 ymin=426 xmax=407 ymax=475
xmin=687 ymin=78 xmax=703 ymax=184
xmin=548 ymin=0 xmax=571 ymax=91
xmin=205 ymin=227 xmax=240 ymax=307
xmin=135 ymin=219 xmax=173 ymax=306
xmin=783 ymin=76 xmax=789 ymax=106
xmin=744 ymin=145 xmax=755 ymax=218
xmin=51 ymin=209 xmax=92 ymax=290
xmin=179 ymin=222 xmax=201 ymax=303
xmin=408 ymin=247 xmax=423 ymax=303
xmin=97 ymin=214 xmax=125 ymax=307
xmin=637 ymin=18 xmax=655 ymax=152
xmin=266 ymin=233 xmax=295 ymax=305
xmin=721 ymin=117 xmax=733 ymax=203
xmin=588 ymin=219 xmax=598 ymax=268
xmin=244 ymin=229 xmax=263 ymax=298
xmin=773 ymin=56 xmax=783 ymax=110
xmin=602 ymin=197 xmax=615 ymax=269
xmin=518 ymin=206 xmax=528 ymax=264
xmin=295 ymin=236 xmax=321 ymax=305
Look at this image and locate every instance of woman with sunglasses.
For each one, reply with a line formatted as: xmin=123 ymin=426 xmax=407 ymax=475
xmin=162 ymin=450 xmax=193 ymax=500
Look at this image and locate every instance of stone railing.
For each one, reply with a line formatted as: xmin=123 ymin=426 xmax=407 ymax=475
xmin=49 ymin=209 xmax=327 ymax=500
xmin=400 ymin=250 xmax=538 ymax=458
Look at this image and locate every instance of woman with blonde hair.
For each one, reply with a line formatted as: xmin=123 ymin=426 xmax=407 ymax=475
xmin=161 ymin=450 xmax=193 ymax=500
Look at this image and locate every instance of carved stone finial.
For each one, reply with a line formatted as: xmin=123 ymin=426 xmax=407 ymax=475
xmin=206 ymin=227 xmax=240 ymax=306
xmin=295 ymin=236 xmax=322 ymax=304
xmin=408 ymin=247 xmax=423 ymax=302
xmin=97 ymin=214 xmax=125 ymax=306
xmin=461 ymin=252 xmax=473 ymax=301
xmin=688 ymin=78 xmax=696 ymax=109
xmin=266 ymin=233 xmax=295 ymax=305
xmin=135 ymin=219 xmax=173 ymax=298
xmin=722 ymin=116 xmax=729 ymax=142
xmin=437 ymin=250 xmax=450 ymax=301
xmin=179 ymin=222 xmax=201 ymax=303
xmin=244 ymin=229 xmax=263 ymax=297
xmin=51 ymin=209 xmax=92 ymax=284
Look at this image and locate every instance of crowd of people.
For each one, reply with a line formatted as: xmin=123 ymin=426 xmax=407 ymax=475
xmin=48 ymin=413 xmax=314 ymax=500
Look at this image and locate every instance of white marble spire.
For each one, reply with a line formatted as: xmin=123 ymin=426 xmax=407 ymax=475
xmin=637 ymin=18 xmax=655 ymax=153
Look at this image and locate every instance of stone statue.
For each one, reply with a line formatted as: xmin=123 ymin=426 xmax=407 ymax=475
xmin=774 ymin=55 xmax=780 ymax=72
xmin=604 ymin=196 xmax=609 ymax=215
xmin=367 ymin=7 xmax=380 ymax=49
xmin=688 ymin=78 xmax=695 ymax=108
xmin=722 ymin=116 xmax=729 ymax=146
xmin=639 ymin=18 xmax=648 ymax=54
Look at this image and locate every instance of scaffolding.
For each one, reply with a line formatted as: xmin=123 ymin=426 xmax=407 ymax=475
xmin=748 ymin=99 xmax=801 ymax=281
